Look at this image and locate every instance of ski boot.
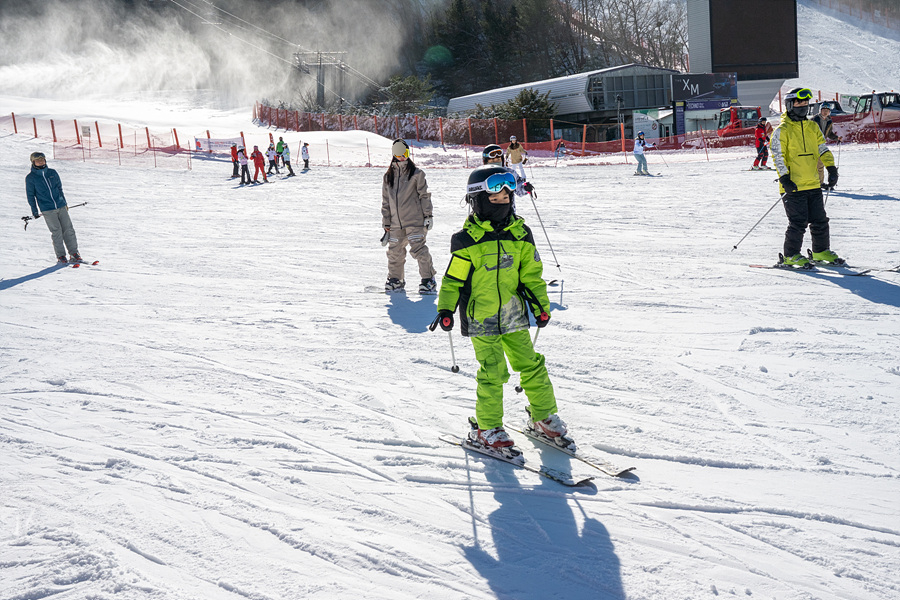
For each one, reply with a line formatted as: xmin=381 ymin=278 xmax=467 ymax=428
xmin=808 ymin=249 xmax=845 ymax=266
xmin=57 ymin=255 xmax=69 ymax=264
xmin=779 ymin=253 xmax=812 ymax=269
xmin=525 ymin=407 xmax=576 ymax=452
xmin=69 ymin=252 xmax=83 ymax=264
xmin=467 ymin=417 xmax=523 ymax=463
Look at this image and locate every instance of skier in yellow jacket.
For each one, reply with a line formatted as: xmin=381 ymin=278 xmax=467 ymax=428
xmin=770 ymin=87 xmax=842 ymax=267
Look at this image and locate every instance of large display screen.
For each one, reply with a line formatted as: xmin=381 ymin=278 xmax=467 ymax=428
xmin=709 ymin=0 xmax=798 ymax=80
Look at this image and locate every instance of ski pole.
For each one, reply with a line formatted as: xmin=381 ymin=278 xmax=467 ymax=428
xmin=21 ymin=214 xmax=41 ymax=231
xmin=447 ymin=331 xmax=459 ymax=373
xmin=527 ymin=189 xmax=561 ymax=271
xmin=731 ymin=193 xmax=785 ymax=251
xmin=515 ymin=328 xmax=541 ymax=393
xmin=429 ymin=313 xmax=460 ymax=373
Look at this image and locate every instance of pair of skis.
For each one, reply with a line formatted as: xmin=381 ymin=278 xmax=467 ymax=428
xmin=750 ymin=252 xmax=885 ymax=277
xmin=441 ymin=417 xmax=635 ymax=487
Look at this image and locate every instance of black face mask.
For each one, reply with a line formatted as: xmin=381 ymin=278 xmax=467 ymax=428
xmin=32 ymin=163 xmax=47 ymax=169
xmin=788 ymin=104 xmax=810 ymax=121
xmin=475 ymin=194 xmax=512 ymax=226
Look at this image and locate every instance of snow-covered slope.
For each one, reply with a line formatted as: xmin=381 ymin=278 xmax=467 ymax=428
xmin=790 ymin=1 xmax=900 ymax=94
xmin=3 ymin=106 xmax=900 ymax=598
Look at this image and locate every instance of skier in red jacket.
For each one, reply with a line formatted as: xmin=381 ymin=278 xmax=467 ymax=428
xmin=230 ymin=144 xmax=239 ymax=178
xmin=751 ymin=118 xmax=772 ymax=170
xmin=250 ymin=146 xmax=268 ymax=183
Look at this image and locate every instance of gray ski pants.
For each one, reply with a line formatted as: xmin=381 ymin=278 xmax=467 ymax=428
xmin=42 ymin=207 xmax=79 ymax=258
xmin=386 ymin=226 xmax=436 ymax=281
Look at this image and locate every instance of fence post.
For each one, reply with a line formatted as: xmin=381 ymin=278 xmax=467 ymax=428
xmin=439 ymin=117 xmax=444 ymax=147
xmin=339 ymin=114 xmax=343 ymax=131
xmin=354 ymin=115 xmax=359 ymax=130
xmin=172 ymin=128 xmax=180 ymax=150
xmin=118 ymin=123 xmax=124 ymax=148
xmin=620 ymin=122 xmax=626 ymax=157
xmin=326 ymin=139 xmax=330 ymax=167
xmin=582 ymin=124 xmax=587 ymax=155
xmin=415 ymin=115 xmax=420 ymax=141
xmin=322 ymin=113 xmax=325 ymax=130
xmin=778 ymin=89 xmax=782 ymax=113
xmin=207 ymin=130 xmax=212 ymax=153
xmin=467 ymin=118 xmax=473 ymax=146
xmin=51 ymin=119 xmax=57 ymax=143
xmin=549 ymin=119 xmax=554 ymax=145
xmin=73 ymin=119 xmax=80 ymax=145
xmin=95 ymin=121 xmax=102 ymax=147
xmin=33 ymin=117 xmax=37 ymax=138
xmin=522 ymin=118 xmax=527 ymax=144
xmin=493 ymin=118 xmax=498 ymax=144
xmin=366 ymin=138 xmax=371 ymax=167
xmin=11 ymin=112 xmax=17 ymax=134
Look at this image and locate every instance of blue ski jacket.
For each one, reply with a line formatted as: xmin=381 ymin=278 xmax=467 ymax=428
xmin=25 ymin=166 xmax=68 ymax=216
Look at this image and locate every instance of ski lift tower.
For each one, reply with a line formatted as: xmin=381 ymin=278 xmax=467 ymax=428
xmin=294 ymin=51 xmax=347 ymax=109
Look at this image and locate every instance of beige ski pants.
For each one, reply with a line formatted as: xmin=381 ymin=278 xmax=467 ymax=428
xmin=386 ymin=226 xmax=436 ymax=281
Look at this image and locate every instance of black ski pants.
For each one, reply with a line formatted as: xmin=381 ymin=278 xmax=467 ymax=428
xmin=783 ymin=188 xmax=830 ymax=257
xmin=232 ymin=160 xmax=239 ymax=177
xmin=240 ymin=164 xmax=251 ymax=184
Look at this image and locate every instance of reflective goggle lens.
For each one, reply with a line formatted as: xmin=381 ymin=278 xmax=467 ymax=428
xmin=484 ymin=172 xmax=517 ymax=193
xmin=795 ymin=88 xmax=813 ymax=101
xmin=484 ymin=149 xmax=503 ymax=159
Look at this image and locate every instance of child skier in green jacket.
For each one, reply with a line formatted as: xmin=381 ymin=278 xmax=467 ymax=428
xmin=435 ymin=165 xmax=573 ymax=457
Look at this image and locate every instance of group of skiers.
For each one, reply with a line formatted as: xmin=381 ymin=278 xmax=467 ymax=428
xmin=230 ymin=137 xmax=311 ymax=185
xmin=20 ymin=85 xmax=845 ymax=454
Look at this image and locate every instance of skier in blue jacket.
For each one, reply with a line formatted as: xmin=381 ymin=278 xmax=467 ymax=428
xmin=25 ymin=152 xmax=81 ymax=263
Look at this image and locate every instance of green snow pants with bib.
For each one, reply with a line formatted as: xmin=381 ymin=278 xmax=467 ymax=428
xmin=471 ymin=329 xmax=557 ymax=430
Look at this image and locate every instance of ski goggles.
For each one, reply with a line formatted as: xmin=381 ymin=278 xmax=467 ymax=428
xmin=787 ymin=88 xmax=813 ymax=102
xmin=483 ymin=148 xmax=503 ymax=159
xmin=467 ymin=172 xmax=517 ymax=195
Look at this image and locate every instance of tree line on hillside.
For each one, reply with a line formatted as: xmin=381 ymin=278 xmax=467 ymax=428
xmin=288 ymin=0 xmax=687 ymax=117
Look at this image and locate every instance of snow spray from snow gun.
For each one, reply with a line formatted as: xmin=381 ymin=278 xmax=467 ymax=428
xmin=730 ymin=194 xmax=786 ymax=251
xmin=22 ymin=202 xmax=88 ymax=231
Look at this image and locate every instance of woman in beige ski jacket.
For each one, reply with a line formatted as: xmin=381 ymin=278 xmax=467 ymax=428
xmin=382 ymin=139 xmax=437 ymax=292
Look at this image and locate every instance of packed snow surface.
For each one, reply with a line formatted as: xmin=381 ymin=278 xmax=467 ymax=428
xmin=3 ymin=3 xmax=900 ymax=597
xmin=2 ymin=95 xmax=899 ymax=599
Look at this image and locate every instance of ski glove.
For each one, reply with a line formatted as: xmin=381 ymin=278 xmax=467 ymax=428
xmin=523 ymin=182 xmax=534 ymax=194
xmin=535 ymin=312 xmax=550 ymax=328
xmin=779 ymin=174 xmax=798 ymax=193
xmin=380 ymin=230 xmax=390 ymax=247
xmin=437 ymin=310 xmax=454 ymax=331
xmin=423 ymin=217 xmax=433 ymax=231
xmin=826 ymin=166 xmax=839 ymax=188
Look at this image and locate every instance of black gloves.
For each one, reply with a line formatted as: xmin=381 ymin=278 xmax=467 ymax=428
xmin=535 ymin=312 xmax=550 ymax=328
xmin=438 ymin=310 xmax=454 ymax=331
xmin=826 ymin=166 xmax=839 ymax=188
xmin=523 ymin=182 xmax=534 ymax=194
xmin=779 ymin=174 xmax=798 ymax=193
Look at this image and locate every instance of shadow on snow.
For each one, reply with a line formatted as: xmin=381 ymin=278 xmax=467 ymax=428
xmin=0 ymin=264 xmax=67 ymax=291
xmin=461 ymin=452 xmax=625 ymax=600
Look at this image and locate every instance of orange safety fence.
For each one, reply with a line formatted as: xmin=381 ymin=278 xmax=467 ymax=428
xmin=0 ymin=113 xmax=192 ymax=170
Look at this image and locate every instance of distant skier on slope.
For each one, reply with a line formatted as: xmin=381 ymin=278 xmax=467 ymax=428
xmin=751 ymin=117 xmax=772 ymax=170
xmin=434 ymin=165 xmax=572 ymax=455
xmin=266 ymin=143 xmax=280 ymax=175
xmin=771 ymin=87 xmax=842 ymax=267
xmin=381 ymin=139 xmax=436 ymax=293
xmin=811 ymin=104 xmax=842 ymax=190
xmin=250 ymin=146 xmax=267 ymax=183
xmin=237 ymin=147 xmax=251 ymax=185
xmin=504 ymin=136 xmax=528 ymax=180
xmin=25 ymin=152 xmax=83 ymax=264
xmin=482 ymin=143 xmax=535 ymax=204
xmin=633 ymin=131 xmax=655 ymax=175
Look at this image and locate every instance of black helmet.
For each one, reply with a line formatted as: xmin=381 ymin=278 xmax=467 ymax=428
xmin=466 ymin=165 xmax=516 ymax=224
xmin=30 ymin=151 xmax=46 ymax=165
xmin=482 ymin=144 xmax=503 ymax=164
xmin=784 ymin=87 xmax=813 ymax=120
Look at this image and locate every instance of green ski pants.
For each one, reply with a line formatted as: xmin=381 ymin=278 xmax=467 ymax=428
xmin=471 ymin=329 xmax=557 ymax=430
